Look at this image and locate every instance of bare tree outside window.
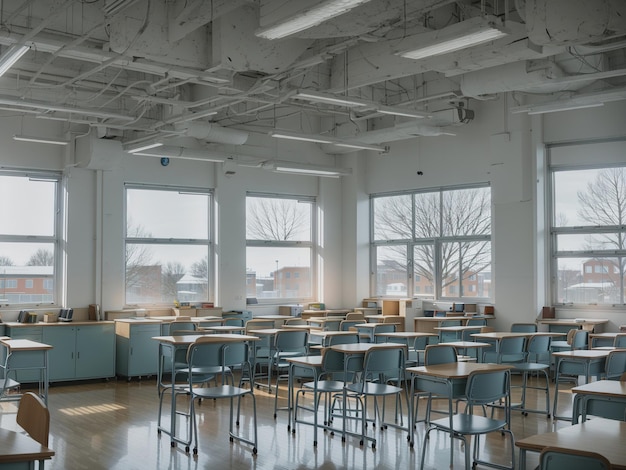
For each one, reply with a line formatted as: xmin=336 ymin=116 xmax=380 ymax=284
xmin=162 ymin=262 xmax=186 ymax=299
xmin=373 ymin=187 xmax=491 ymax=297
xmin=0 ymin=256 xmax=14 ymax=266
xmin=247 ymin=198 xmax=310 ymax=241
xmin=27 ymin=249 xmax=53 ymax=266
xmin=125 ymin=222 xmax=154 ymax=292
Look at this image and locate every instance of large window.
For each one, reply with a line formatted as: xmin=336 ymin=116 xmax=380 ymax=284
xmin=550 ymin=139 xmax=626 ymax=306
xmin=246 ymin=194 xmax=315 ymax=302
xmin=0 ymin=172 xmax=60 ymax=306
xmin=125 ymin=185 xmax=213 ymax=305
xmin=371 ymin=185 xmax=491 ymax=300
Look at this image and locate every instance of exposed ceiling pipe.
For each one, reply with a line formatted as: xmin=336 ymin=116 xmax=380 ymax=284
xmin=179 ymin=122 xmax=249 ymax=145
xmin=131 ymin=145 xmax=227 ymax=162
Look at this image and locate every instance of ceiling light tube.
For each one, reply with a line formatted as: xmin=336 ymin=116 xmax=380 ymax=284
xmin=269 ymin=130 xmax=334 ymax=144
xmin=333 ymin=141 xmax=388 ymax=152
xmin=124 ymin=141 xmax=163 ymax=153
xmin=376 ymin=106 xmax=429 ymax=119
xmin=269 ymin=130 xmax=387 ymax=152
xmin=293 ymin=90 xmax=370 ymax=107
xmin=525 ymin=102 xmax=605 ymax=115
xmin=0 ymin=44 xmax=30 ymax=77
xmin=256 ymin=0 xmax=373 ymax=40
xmin=265 ymin=161 xmax=352 ymax=178
xmin=397 ymin=16 xmax=508 ymax=60
xmin=13 ymin=134 xmax=68 ymax=145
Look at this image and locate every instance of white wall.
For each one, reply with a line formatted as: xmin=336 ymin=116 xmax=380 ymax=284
xmin=2 ymin=98 xmax=626 ymax=328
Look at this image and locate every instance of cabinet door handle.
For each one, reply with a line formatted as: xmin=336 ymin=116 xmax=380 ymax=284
xmin=71 ymin=352 xmax=74 ymax=359
xmin=77 ymin=352 xmax=80 ymax=359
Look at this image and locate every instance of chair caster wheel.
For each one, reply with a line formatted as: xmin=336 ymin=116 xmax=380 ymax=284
xmin=330 ymin=431 xmax=334 ymax=436
xmin=157 ymin=429 xmax=161 ymax=435
xmin=287 ymin=425 xmax=291 ymax=431
xmin=171 ymin=442 xmax=176 ymax=448
xmin=313 ymin=441 xmax=317 ymax=447
xmin=359 ymin=440 xmax=364 ymax=446
xmin=193 ymin=448 xmax=198 ymax=455
xmin=341 ymin=437 xmax=346 ymax=442
xmin=230 ymin=437 xmax=234 ymax=442
xmin=292 ymin=429 xmax=296 ymax=435
xmin=372 ymin=443 xmax=376 ymax=449
xmin=253 ymin=447 xmax=257 ymax=455
xmin=185 ymin=446 xmax=190 ymax=453
xmin=273 ymin=413 xmax=277 ymax=419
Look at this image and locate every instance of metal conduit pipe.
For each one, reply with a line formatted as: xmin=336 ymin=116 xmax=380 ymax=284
xmin=180 ymin=122 xmax=249 ymax=145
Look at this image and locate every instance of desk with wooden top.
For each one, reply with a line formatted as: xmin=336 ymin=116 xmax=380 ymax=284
xmin=152 ymin=333 xmax=259 ymax=448
xmin=571 ymin=379 xmax=626 ymax=423
xmin=406 ymin=362 xmax=513 ymax=451
xmin=552 ymin=348 xmax=611 ymax=420
xmin=0 ymin=427 xmax=54 ymax=468
xmin=589 ymin=332 xmax=619 ymax=348
xmin=0 ymin=338 xmax=53 ymax=405
xmin=538 ymin=318 xmax=609 ymax=333
xmin=516 ymin=418 xmax=626 ymax=469
xmin=414 ymin=316 xmax=494 ymax=333
xmin=285 ymin=355 xmax=324 ymax=442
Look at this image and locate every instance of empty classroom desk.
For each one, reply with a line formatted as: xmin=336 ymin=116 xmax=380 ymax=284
xmin=0 ymin=427 xmax=55 ymax=469
xmin=572 ymin=379 xmax=626 ymax=423
xmin=0 ymin=338 xmax=53 ymax=405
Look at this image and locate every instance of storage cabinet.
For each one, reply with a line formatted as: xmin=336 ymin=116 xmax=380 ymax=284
xmin=42 ymin=323 xmax=115 ymax=382
xmin=115 ymin=320 xmax=160 ymax=379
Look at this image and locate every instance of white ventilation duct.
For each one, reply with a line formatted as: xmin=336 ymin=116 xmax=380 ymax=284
xmin=180 ymin=122 xmax=250 ymax=145
xmin=460 ymin=61 xmax=569 ymax=97
xmin=132 ymin=145 xmax=227 ymax=162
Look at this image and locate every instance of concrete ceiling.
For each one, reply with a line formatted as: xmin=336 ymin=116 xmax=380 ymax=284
xmin=0 ymin=0 xmax=625 ymax=159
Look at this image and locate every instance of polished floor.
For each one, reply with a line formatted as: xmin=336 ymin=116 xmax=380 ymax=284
xmin=0 ymin=372 xmax=583 ymax=470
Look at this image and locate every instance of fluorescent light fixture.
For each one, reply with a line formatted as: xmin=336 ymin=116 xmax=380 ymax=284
xmin=269 ymin=129 xmax=387 ymax=152
xmin=256 ymin=0 xmax=372 ymax=39
xmin=293 ymin=90 xmax=371 ymax=107
xmin=264 ymin=161 xmax=352 ymax=178
xmin=397 ymin=16 xmax=508 ymax=60
xmin=292 ymin=90 xmax=429 ymax=118
xmin=376 ymin=106 xmax=429 ymax=119
xmin=526 ymin=102 xmax=605 ymax=115
xmin=0 ymin=44 xmax=30 ymax=77
xmin=269 ymin=130 xmax=333 ymax=144
xmin=124 ymin=142 xmax=163 ymax=153
xmin=13 ymin=134 xmax=68 ymax=145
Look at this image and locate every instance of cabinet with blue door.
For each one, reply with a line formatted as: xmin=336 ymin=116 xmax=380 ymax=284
xmin=42 ymin=323 xmax=115 ymax=381
xmin=115 ymin=319 xmax=160 ymax=380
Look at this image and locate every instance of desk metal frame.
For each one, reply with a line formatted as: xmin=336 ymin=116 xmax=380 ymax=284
xmin=0 ymin=339 xmax=52 ymax=405
xmin=571 ymin=379 xmax=626 ymax=423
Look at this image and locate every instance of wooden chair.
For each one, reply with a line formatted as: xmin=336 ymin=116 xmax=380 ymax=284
xmin=17 ymin=392 xmax=50 ymax=469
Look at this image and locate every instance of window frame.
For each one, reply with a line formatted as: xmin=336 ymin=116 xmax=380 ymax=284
xmin=245 ymin=192 xmax=317 ymax=305
xmin=370 ymin=183 xmax=492 ymax=301
xmin=124 ymin=183 xmax=214 ymax=307
xmin=548 ymin=138 xmax=626 ymax=308
xmin=0 ymin=170 xmax=62 ymax=307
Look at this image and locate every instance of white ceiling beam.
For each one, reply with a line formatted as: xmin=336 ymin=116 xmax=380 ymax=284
xmin=168 ymin=0 xmax=252 ymax=42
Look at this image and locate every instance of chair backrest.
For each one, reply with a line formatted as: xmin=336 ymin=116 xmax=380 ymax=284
xmin=480 ymin=326 xmax=495 ymax=333
xmin=245 ymin=319 xmax=275 ymax=334
xmin=510 ymin=323 xmax=537 ymax=333
xmin=283 ymin=318 xmax=306 ymax=326
xmin=327 ymin=333 xmax=359 ymax=346
xmin=440 ymin=319 xmax=462 ymax=327
xmin=605 ymin=349 xmax=626 ymax=380
xmin=361 ymin=345 xmax=404 ymax=382
xmin=424 ymin=344 xmax=458 ymax=365
xmin=223 ymin=317 xmax=244 ymax=327
xmin=274 ymin=330 xmax=308 ymax=354
xmin=465 ymin=368 xmax=510 ymax=407
xmin=345 ymin=312 xmax=365 ymax=321
xmin=340 ymin=320 xmax=360 ymax=331
xmin=323 ymin=319 xmax=342 ymax=331
xmin=461 ymin=327 xmax=482 ymax=342
xmin=374 ymin=323 xmax=397 ymax=342
xmin=17 ymin=392 xmax=50 ymax=447
xmin=169 ymin=321 xmax=196 ymax=335
xmin=539 ymin=446 xmax=612 ymax=470
xmin=499 ymin=336 xmax=526 ymax=355
xmin=466 ymin=318 xmax=487 ymax=327
xmin=571 ymin=329 xmax=589 ymax=350
xmin=526 ymin=334 xmax=552 ymax=355
xmin=614 ymin=333 xmax=626 ymax=348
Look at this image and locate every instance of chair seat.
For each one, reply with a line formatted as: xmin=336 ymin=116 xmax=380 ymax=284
xmin=512 ymin=362 xmax=550 ymax=372
xmin=346 ymin=382 xmax=403 ymax=396
xmin=189 ymin=384 xmax=251 ymax=399
xmin=551 ymin=340 xmax=570 ymax=349
xmin=302 ymin=379 xmax=345 ymax=393
xmin=429 ymin=413 xmax=508 ymax=435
